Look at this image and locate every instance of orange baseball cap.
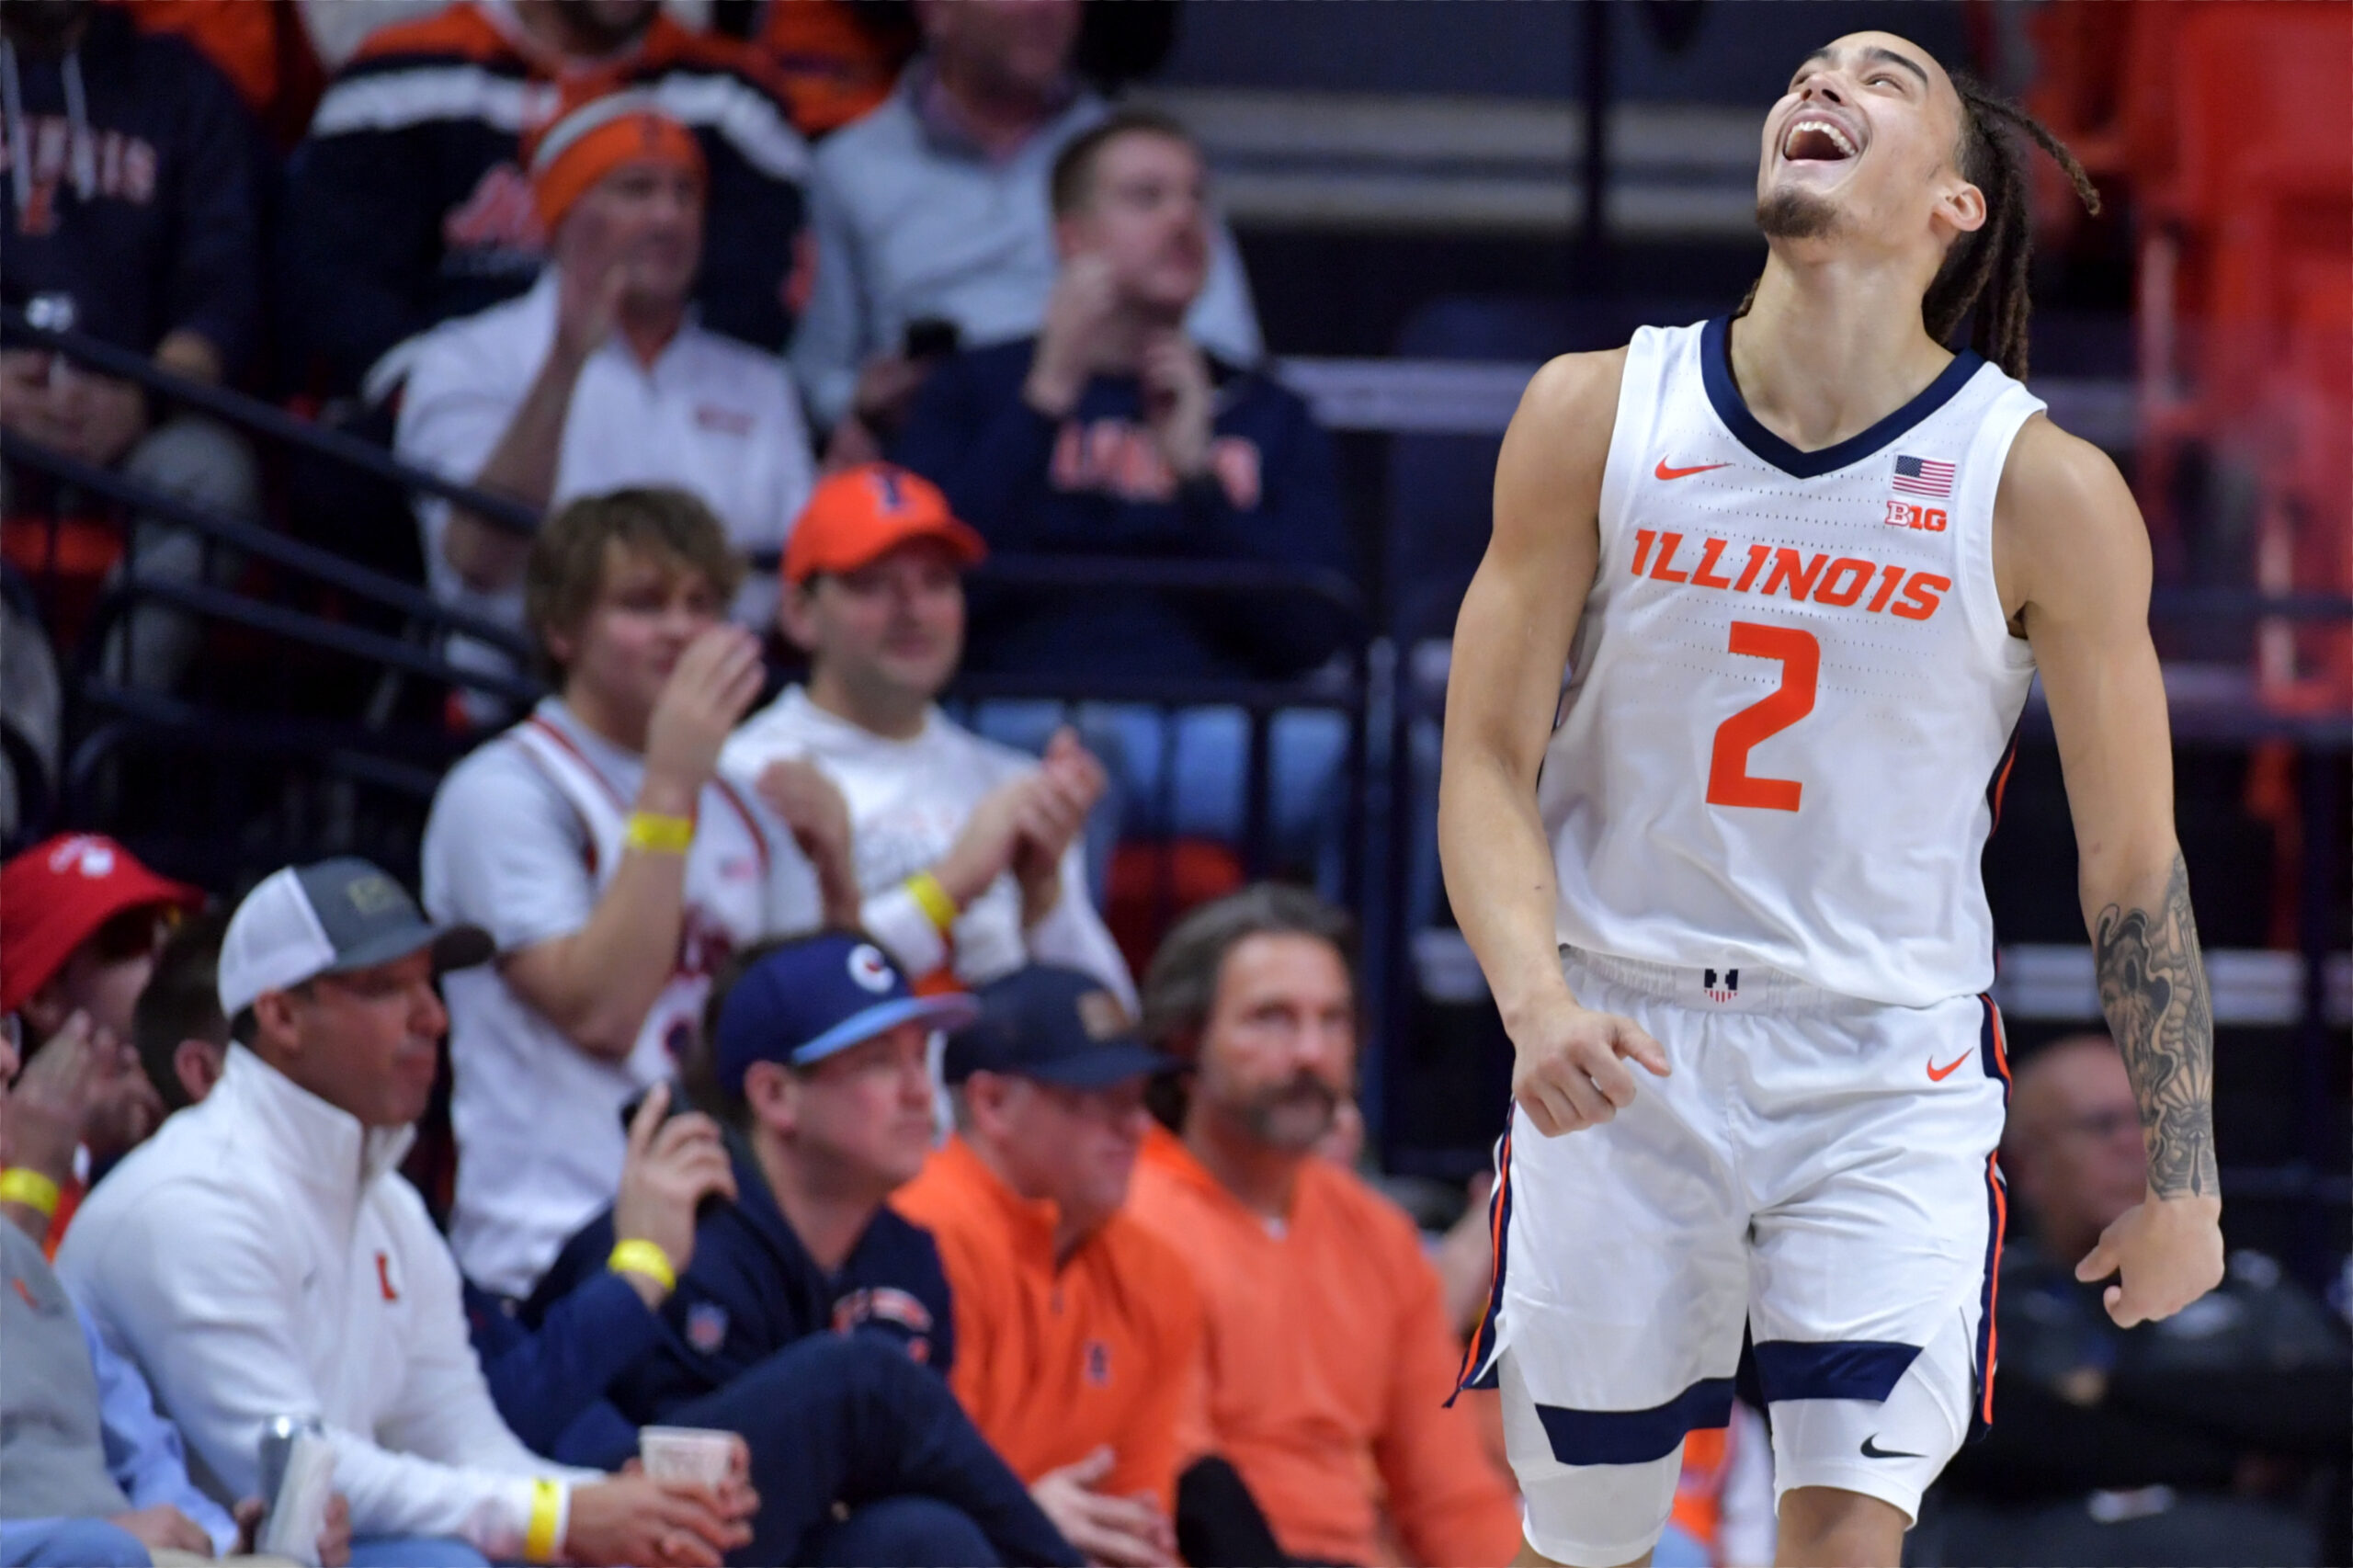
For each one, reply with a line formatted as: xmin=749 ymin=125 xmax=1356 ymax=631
xmin=783 ymin=463 xmax=987 ymax=585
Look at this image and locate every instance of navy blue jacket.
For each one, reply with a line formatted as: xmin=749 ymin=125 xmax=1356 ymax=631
xmin=892 ymin=337 xmax=1354 ymax=683
xmin=0 ymin=7 xmax=264 ymax=375
xmin=533 ymin=1142 xmax=954 ymax=1426
xmin=465 ymin=1272 xmax=665 ymax=1471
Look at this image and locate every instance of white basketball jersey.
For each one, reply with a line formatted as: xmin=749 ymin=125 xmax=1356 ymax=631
xmin=444 ymin=705 xmax=781 ymax=1297
xmin=1540 ymin=318 xmax=2044 ymax=1006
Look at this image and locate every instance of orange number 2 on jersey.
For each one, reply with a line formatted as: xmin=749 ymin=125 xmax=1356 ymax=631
xmin=1705 ymin=622 xmax=1820 ymax=812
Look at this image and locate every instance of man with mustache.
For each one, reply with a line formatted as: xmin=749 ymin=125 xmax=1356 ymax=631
xmin=1126 ymin=885 xmax=1519 ymax=1568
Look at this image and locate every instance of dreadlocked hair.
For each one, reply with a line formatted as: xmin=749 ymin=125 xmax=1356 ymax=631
xmin=1735 ymin=74 xmax=2101 ymax=381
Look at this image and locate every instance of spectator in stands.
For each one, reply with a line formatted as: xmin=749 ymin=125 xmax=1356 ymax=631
xmin=894 ymin=965 xmax=1199 ymax=1567
xmin=892 ymin=111 xmax=1351 ymax=869
xmin=791 ymin=0 xmax=1259 ymax=447
xmin=0 ymin=1017 xmax=354 ymax=1568
xmin=721 ymin=464 xmax=1133 ymax=1003
xmin=1128 ymin=884 xmax=1522 ymax=1568
xmin=395 ymin=96 xmax=815 ymax=665
xmin=0 ymin=0 xmax=264 ymax=691
xmin=537 ymin=932 xmax=1084 ymax=1566
xmin=283 ymin=0 xmax=808 ymax=394
xmin=0 ymin=835 xmax=201 ymax=1243
xmin=130 ymin=914 xmax=227 ymax=1115
xmin=58 ymin=858 xmax=757 ymax=1567
xmin=757 ymin=0 xmax=919 ymax=141
xmin=423 ymin=488 xmax=858 ymax=1301
xmin=487 ymin=1075 xmax=1073 ymax=1568
xmin=1925 ymin=1034 xmax=2349 ymax=1567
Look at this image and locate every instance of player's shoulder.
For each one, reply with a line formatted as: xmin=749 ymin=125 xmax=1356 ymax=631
xmin=1998 ymin=411 xmax=2131 ymax=514
xmin=1516 ymin=346 xmax=1631 ymax=429
xmin=1995 ymin=412 xmax=2146 ymax=584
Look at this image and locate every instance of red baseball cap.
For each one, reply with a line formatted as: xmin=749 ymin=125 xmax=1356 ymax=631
xmin=2 ymin=835 xmax=203 ymax=1015
xmin=782 ymin=463 xmax=987 ymax=586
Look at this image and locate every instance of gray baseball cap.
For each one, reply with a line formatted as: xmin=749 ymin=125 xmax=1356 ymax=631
xmin=217 ymin=858 xmax=493 ymax=1018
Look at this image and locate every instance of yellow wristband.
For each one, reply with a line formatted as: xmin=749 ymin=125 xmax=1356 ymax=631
xmin=0 ymin=1168 xmax=60 ymax=1220
xmin=623 ymin=811 xmax=695 ymax=855
xmin=904 ymin=870 xmax=960 ymax=934
xmin=607 ymin=1237 xmax=676 ymax=1293
xmin=523 ymin=1477 xmax=563 ymax=1563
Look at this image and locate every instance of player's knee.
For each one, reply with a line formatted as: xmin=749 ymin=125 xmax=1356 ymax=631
xmin=1773 ymin=1486 xmax=1911 ymax=1567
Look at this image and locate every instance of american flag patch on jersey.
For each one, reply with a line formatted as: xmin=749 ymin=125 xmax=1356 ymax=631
xmin=1892 ymin=454 xmax=1956 ymax=498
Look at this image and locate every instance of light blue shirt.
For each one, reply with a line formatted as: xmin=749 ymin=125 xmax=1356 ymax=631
xmin=790 ymin=64 xmax=1264 ymax=430
xmin=79 ymin=1306 xmax=239 ymax=1555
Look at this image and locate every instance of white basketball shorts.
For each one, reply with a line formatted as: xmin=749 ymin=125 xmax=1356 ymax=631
xmin=1456 ymin=948 xmax=2014 ymax=1567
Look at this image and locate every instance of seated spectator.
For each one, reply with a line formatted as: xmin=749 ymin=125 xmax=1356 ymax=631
xmin=537 ymin=933 xmax=1083 ymax=1566
xmin=894 ymin=965 xmax=1199 ymax=1566
xmin=892 ymin=111 xmax=1351 ymax=869
xmin=1127 ymin=884 xmax=1522 ymax=1568
xmin=395 ymin=96 xmax=815 ymax=660
xmin=0 ymin=1019 xmax=353 ymax=1568
xmin=791 ymin=0 xmax=1259 ymax=445
xmin=103 ymin=921 xmax=1046 ymax=1568
xmin=130 ymin=914 xmax=228 ymax=1115
xmin=756 ymin=0 xmax=918 ymax=140
xmin=1924 ymin=1034 xmax=2349 ymax=1567
xmin=120 ymin=0 xmax=324 ymax=151
xmin=0 ymin=835 xmax=201 ymax=1244
xmin=283 ymin=0 xmax=808 ymax=393
xmin=540 ymin=930 xmax=974 ymax=1403
xmin=721 ymin=464 xmax=1133 ymax=1003
xmin=423 ymin=488 xmax=858 ymax=1301
xmin=493 ymin=1078 xmax=1074 ymax=1568
xmin=58 ymin=858 xmax=756 ymax=1568
xmin=0 ymin=0 xmax=264 ymax=691
xmin=897 ymin=108 xmax=1343 ymax=685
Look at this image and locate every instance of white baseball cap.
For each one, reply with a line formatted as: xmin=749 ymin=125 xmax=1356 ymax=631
xmin=218 ymin=858 xmax=492 ymax=1019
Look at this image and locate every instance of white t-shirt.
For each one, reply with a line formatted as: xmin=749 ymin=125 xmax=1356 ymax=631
xmin=422 ymin=698 xmax=825 ymax=1297
xmin=721 ymin=686 xmax=1135 ymax=1008
xmin=393 ymin=270 xmax=815 ymax=636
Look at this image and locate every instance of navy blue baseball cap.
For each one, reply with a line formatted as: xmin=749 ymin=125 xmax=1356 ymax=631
xmin=942 ymin=966 xmax=1177 ymax=1089
xmin=713 ymin=933 xmax=977 ymax=1093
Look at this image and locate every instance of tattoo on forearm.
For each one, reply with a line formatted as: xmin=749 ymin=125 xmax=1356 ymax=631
xmin=2094 ymin=852 xmax=2220 ymax=1199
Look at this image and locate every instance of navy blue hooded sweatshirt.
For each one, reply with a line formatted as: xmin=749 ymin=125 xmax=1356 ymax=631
xmin=0 ymin=6 xmax=263 ymax=375
xmin=893 ymin=336 xmax=1354 ymax=683
xmin=529 ymin=1141 xmax=954 ymax=1428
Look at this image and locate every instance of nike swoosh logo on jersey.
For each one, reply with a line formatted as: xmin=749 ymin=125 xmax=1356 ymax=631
xmin=1927 ymin=1053 xmax=1971 ymax=1082
xmin=1655 ymin=459 xmax=1732 ymax=480
xmin=1860 ymin=1436 xmax=1925 ymax=1460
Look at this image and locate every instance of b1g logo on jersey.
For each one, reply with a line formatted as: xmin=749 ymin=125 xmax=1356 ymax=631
xmin=1884 ymin=500 xmax=1948 ymax=532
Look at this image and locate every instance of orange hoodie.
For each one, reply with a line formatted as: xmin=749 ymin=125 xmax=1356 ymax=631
xmin=1127 ymin=1128 xmax=1521 ymax=1568
xmin=893 ymin=1135 xmax=1203 ymax=1511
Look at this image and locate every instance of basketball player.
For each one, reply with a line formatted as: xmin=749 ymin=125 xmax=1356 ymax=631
xmin=1438 ymin=33 xmax=2224 ymax=1568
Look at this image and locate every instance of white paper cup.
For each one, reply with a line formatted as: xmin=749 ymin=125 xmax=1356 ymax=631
xmin=640 ymin=1426 xmax=736 ymax=1488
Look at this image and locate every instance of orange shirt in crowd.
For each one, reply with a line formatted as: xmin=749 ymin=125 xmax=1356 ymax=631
xmin=757 ymin=0 xmax=915 ymax=137
xmin=892 ymin=1135 xmax=1204 ymax=1511
xmin=1126 ymin=1127 xmax=1522 ymax=1568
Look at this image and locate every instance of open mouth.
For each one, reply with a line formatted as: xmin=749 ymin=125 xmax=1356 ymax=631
xmin=1781 ymin=117 xmax=1859 ymax=164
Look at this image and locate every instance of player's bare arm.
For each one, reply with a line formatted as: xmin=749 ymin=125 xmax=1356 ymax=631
xmin=1438 ymin=348 xmax=1669 ymax=1139
xmin=1995 ymin=414 xmax=2226 ymax=1325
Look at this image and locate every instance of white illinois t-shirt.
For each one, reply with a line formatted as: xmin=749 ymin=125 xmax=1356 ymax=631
xmin=422 ymin=698 xmax=825 ymax=1299
xmin=393 ymin=270 xmax=815 ymax=637
xmin=721 ymin=686 xmax=1135 ymax=1008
